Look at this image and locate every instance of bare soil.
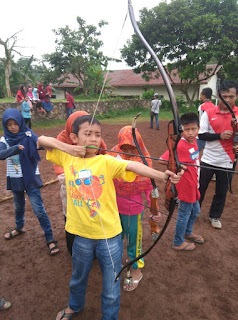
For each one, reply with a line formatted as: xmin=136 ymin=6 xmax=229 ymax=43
xmin=0 ymin=120 xmax=237 ymax=320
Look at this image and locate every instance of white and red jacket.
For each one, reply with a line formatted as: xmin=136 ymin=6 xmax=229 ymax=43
xmin=199 ymin=105 xmax=238 ymax=168
xmin=198 ymin=100 xmax=215 ymax=122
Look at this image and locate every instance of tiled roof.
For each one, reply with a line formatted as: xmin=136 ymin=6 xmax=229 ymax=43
xmin=53 ymin=65 xmax=221 ymax=88
xmin=106 ymin=64 xmax=222 ymax=87
xmin=53 ymin=74 xmax=81 ymax=88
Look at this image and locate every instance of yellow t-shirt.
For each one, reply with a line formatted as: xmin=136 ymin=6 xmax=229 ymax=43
xmin=47 ymin=150 xmax=136 ymax=239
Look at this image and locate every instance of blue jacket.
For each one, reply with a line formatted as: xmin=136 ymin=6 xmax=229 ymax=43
xmin=21 ymin=101 xmax=31 ymax=118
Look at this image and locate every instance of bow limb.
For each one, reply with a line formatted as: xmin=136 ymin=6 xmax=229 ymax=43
xmin=217 ymin=78 xmax=238 ymax=193
xmin=132 ymin=113 xmax=160 ymax=240
xmin=128 ymin=0 xmax=180 ymax=133
xmin=115 ymin=1 xmax=182 ymax=282
xmin=128 ymin=0 xmax=181 ymax=232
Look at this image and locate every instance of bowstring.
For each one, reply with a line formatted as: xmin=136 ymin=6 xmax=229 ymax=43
xmin=86 ymin=146 xmax=238 ymax=175
xmin=81 ymin=11 xmax=129 ymax=278
xmin=117 ymin=194 xmax=179 ymax=221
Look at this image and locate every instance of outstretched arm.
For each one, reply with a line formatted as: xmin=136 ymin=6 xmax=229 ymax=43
xmin=126 ymin=161 xmax=184 ymax=184
xmin=38 ymin=136 xmax=86 ymax=157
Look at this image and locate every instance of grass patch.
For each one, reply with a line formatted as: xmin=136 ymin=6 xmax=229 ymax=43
xmin=0 ymin=97 xmax=15 ymax=103
xmin=31 ymin=119 xmax=66 ymax=128
xmin=0 ymin=105 xmax=198 ymax=133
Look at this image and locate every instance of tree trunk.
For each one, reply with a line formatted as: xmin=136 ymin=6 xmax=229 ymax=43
xmin=5 ymin=61 xmax=12 ymax=98
xmin=179 ymin=84 xmax=199 ymax=107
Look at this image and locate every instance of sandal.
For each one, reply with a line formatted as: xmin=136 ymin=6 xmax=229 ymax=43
xmin=4 ymin=229 xmax=25 ymax=240
xmin=172 ymin=242 xmax=196 ymax=251
xmin=123 ymin=274 xmax=143 ymax=292
xmin=0 ymin=297 xmax=11 ymax=310
xmin=47 ymin=240 xmax=60 ymax=256
xmin=56 ymin=309 xmax=78 ymax=320
xmin=185 ymin=234 xmax=204 ymax=244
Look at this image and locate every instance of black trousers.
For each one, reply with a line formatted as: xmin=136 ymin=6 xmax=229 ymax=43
xmin=199 ymin=161 xmax=229 ymax=219
xmin=64 ymin=216 xmax=75 ymax=256
xmin=24 ymin=118 xmax=31 ymax=129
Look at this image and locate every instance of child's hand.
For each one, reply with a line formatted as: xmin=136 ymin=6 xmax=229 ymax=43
xmin=18 ymin=145 xmax=24 ymax=150
xmin=180 ymin=164 xmax=188 ymax=171
xmin=163 ymin=169 xmax=184 ymax=184
xmin=65 ymin=145 xmax=86 ymax=157
xmin=150 ymin=213 xmax=161 ymax=222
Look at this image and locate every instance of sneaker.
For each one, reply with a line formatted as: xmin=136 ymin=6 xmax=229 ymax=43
xmin=209 ymin=218 xmax=222 ymax=229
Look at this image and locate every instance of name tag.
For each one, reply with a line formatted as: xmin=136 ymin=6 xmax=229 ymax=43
xmin=77 ymin=169 xmax=92 ymax=179
xmin=191 ymin=150 xmax=199 ymax=160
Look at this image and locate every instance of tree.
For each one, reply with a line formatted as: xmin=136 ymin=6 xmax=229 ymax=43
xmin=44 ymin=17 xmax=111 ymax=95
xmin=121 ymin=0 xmax=238 ymax=106
xmin=0 ymin=31 xmax=23 ymax=97
xmin=222 ymin=56 xmax=238 ymax=82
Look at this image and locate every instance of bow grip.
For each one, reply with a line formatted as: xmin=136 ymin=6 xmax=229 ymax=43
xmin=149 ymin=188 xmax=160 ymax=240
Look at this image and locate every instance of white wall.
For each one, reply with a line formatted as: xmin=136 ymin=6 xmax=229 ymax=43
xmin=199 ymin=75 xmax=217 ymax=96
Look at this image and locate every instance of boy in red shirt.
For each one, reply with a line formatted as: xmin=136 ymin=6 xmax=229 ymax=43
xmin=160 ymin=113 xmax=204 ymax=251
xmin=65 ymin=90 xmax=75 ymax=118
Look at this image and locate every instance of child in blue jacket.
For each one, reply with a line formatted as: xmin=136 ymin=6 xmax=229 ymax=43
xmin=0 ymin=108 xmax=59 ymax=256
xmin=21 ymin=95 xmax=32 ymax=128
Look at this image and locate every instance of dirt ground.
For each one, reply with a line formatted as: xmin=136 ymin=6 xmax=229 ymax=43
xmin=0 ymin=119 xmax=237 ymax=320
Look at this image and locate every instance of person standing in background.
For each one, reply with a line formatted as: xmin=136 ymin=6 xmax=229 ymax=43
xmin=150 ymin=93 xmax=162 ymax=130
xmin=65 ymin=91 xmax=75 ymax=118
xmin=197 ymin=88 xmax=216 ymax=151
xmin=21 ymin=95 xmax=32 ymax=128
xmin=46 ymin=83 xmax=53 ymax=99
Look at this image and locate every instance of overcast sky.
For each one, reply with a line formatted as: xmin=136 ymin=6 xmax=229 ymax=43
xmin=0 ymin=0 xmax=162 ymax=70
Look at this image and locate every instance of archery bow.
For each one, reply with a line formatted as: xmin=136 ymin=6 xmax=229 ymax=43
xmin=217 ymin=78 xmax=238 ymax=194
xmin=132 ymin=112 xmax=160 ymax=239
xmin=115 ymin=0 xmax=182 ymax=282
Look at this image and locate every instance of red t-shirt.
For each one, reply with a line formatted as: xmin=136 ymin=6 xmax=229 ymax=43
xmin=160 ymin=138 xmax=200 ymax=203
xmin=16 ymin=90 xmax=24 ymax=103
xmin=66 ymin=94 xmax=75 ymax=109
xmin=46 ymin=86 xmax=52 ymax=98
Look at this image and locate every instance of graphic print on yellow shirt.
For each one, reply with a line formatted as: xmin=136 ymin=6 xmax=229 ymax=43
xmin=70 ymin=166 xmax=105 ymax=218
xmin=46 ymin=150 xmax=136 ymax=239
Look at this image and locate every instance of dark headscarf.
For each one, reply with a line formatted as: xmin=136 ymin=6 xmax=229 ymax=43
xmin=19 ymin=84 xmax=25 ymax=97
xmin=2 ymin=109 xmax=41 ymax=189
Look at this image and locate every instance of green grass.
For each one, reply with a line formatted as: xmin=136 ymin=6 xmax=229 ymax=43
xmin=96 ymin=105 xmax=198 ymax=123
xmin=0 ymin=105 xmax=198 ymax=133
xmin=0 ymin=97 xmax=15 ymax=103
xmin=31 ymin=118 xmax=66 ymax=128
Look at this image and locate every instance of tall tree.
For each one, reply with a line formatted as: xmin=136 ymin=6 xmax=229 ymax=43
xmin=0 ymin=31 xmax=23 ymax=97
xmin=44 ymin=17 xmax=110 ymax=95
xmin=121 ymin=0 xmax=238 ymax=106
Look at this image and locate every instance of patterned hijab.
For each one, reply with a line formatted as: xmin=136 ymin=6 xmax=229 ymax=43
xmin=110 ymin=126 xmax=153 ymax=195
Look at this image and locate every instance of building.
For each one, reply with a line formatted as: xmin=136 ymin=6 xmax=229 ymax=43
xmin=53 ymin=65 xmax=222 ymax=101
